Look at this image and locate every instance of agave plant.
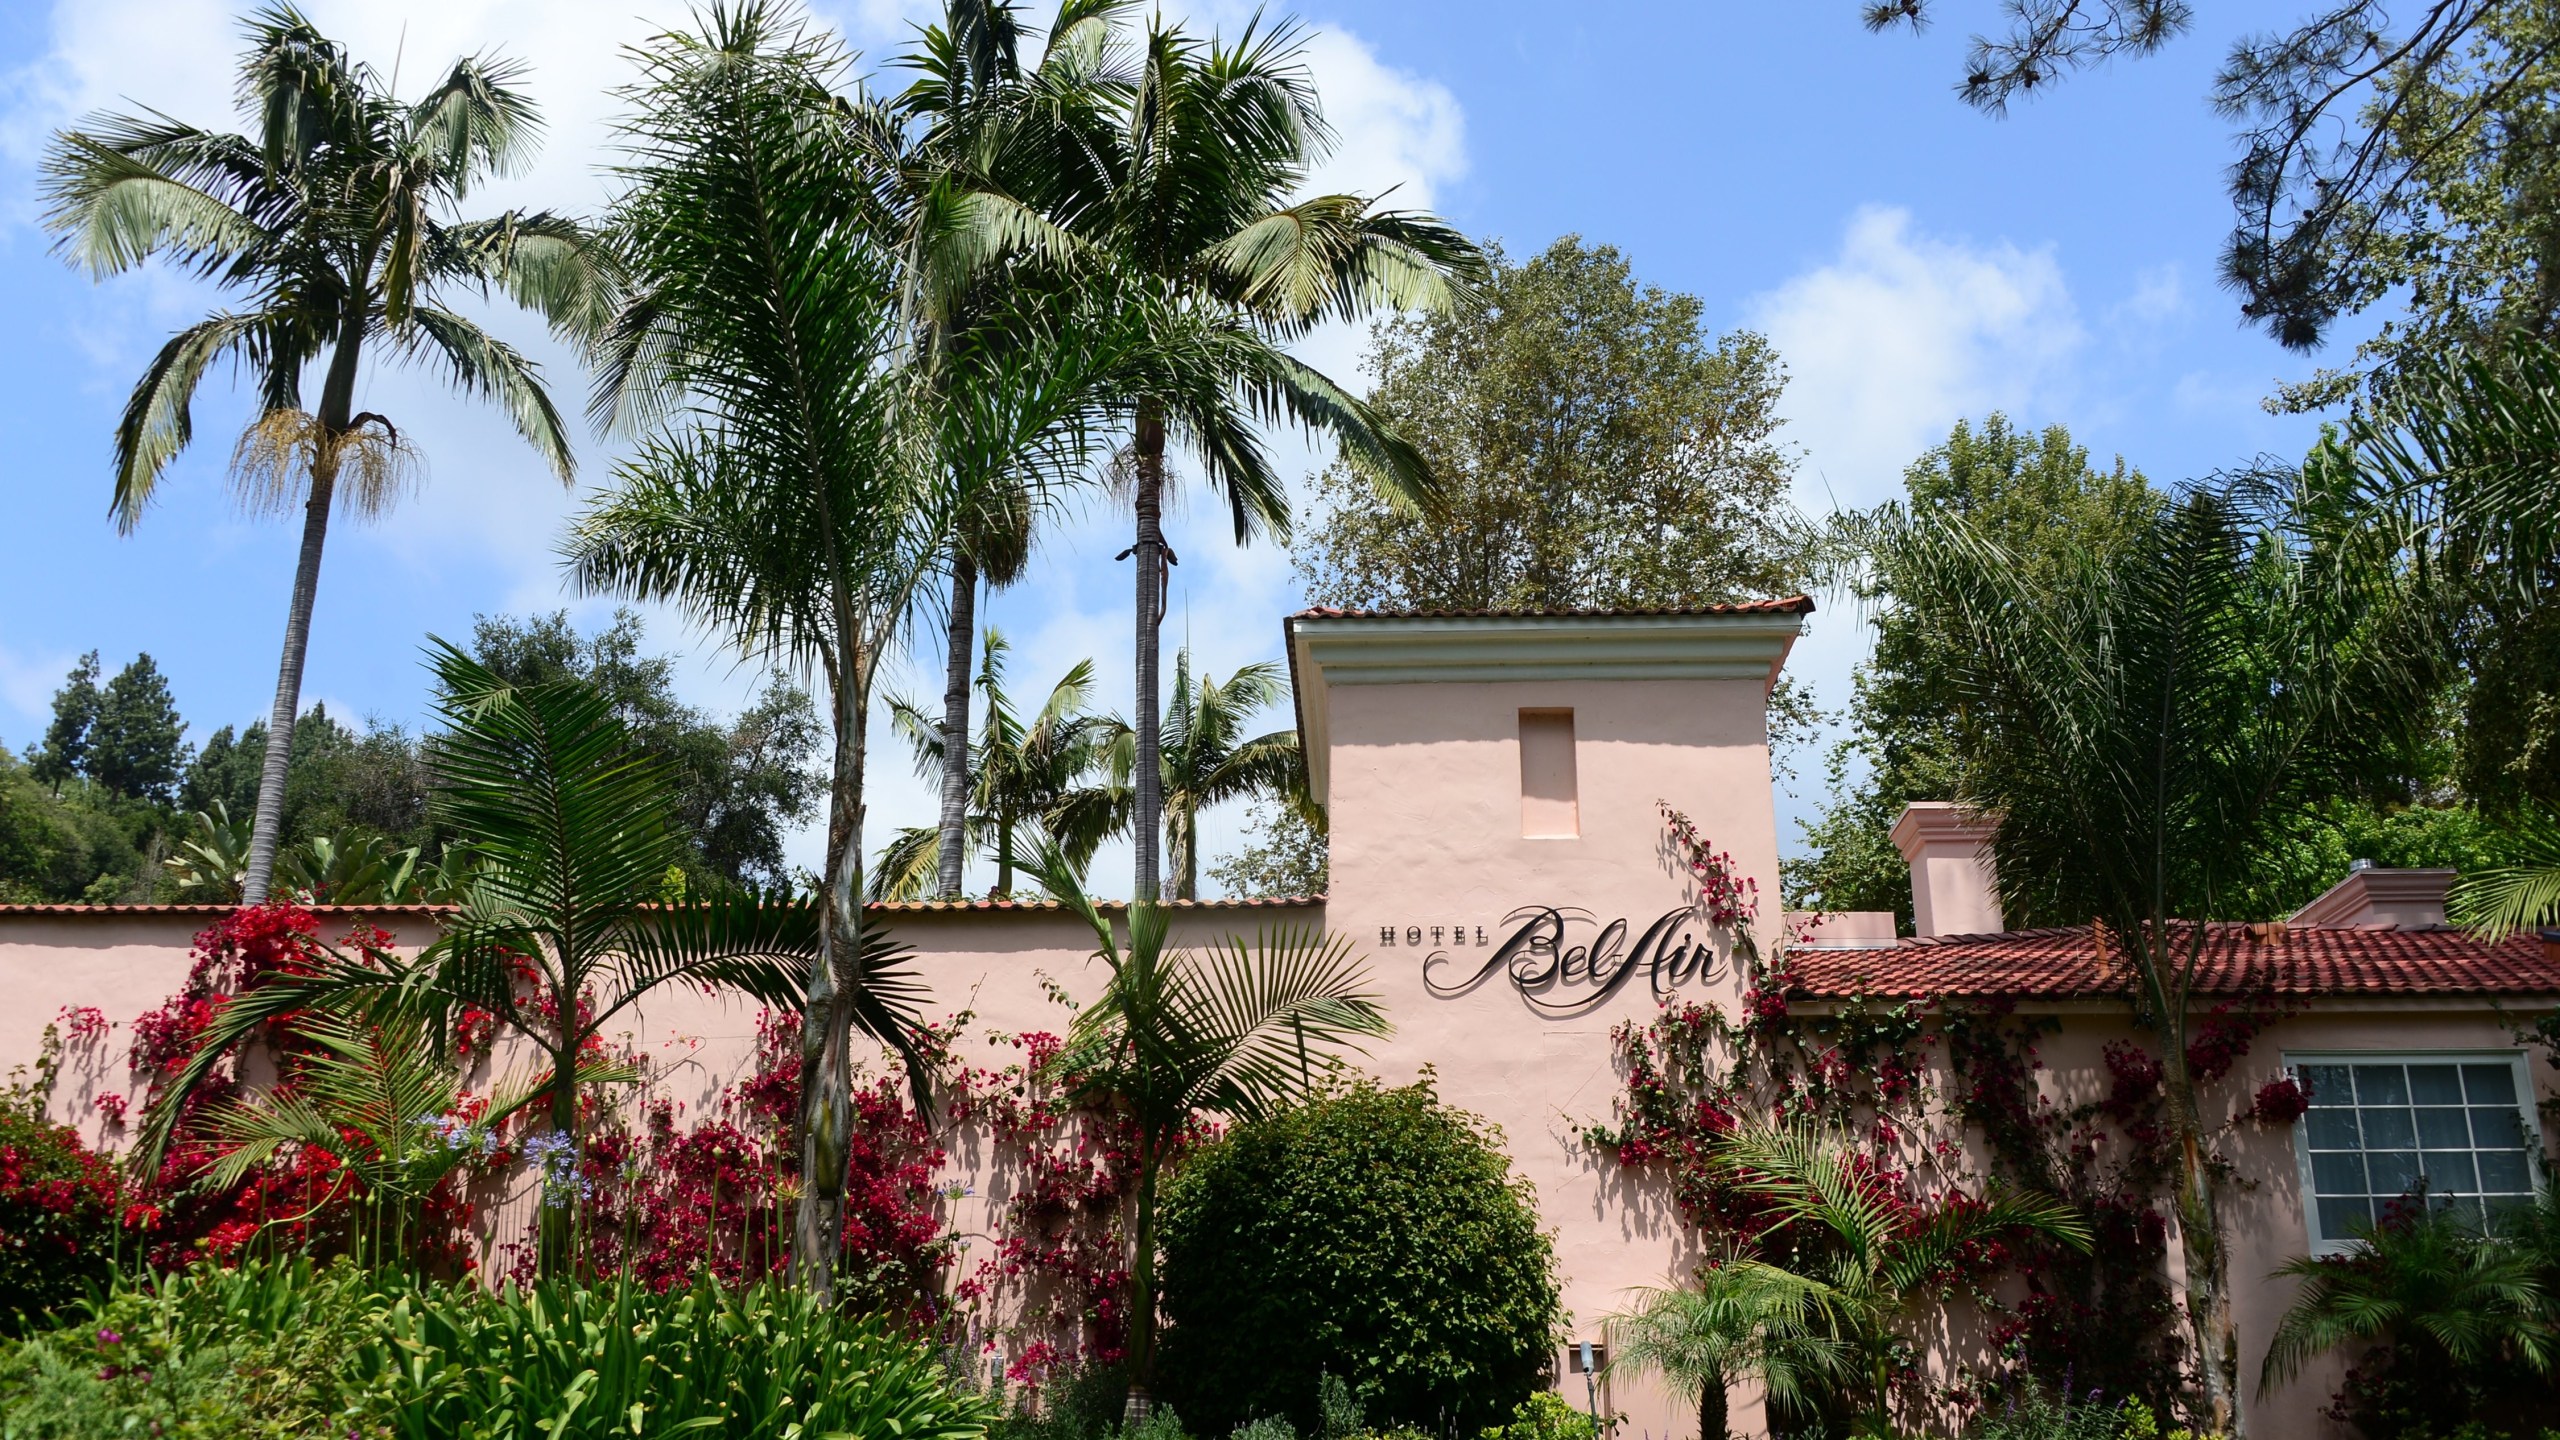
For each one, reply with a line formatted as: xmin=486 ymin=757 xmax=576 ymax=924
xmin=166 ymin=802 xmax=255 ymax=901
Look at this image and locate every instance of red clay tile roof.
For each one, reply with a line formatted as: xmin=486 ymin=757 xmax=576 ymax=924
xmin=1789 ymin=922 xmax=2560 ymax=1000
xmin=866 ymin=895 xmax=1323 ymax=912
xmin=1290 ymin=597 xmax=1815 ymax=620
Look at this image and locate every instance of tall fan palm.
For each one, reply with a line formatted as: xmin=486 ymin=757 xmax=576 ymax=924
xmin=1604 ymin=1261 xmax=1850 ymax=1440
xmin=1149 ymin=649 xmax=1302 ymax=900
xmin=1856 ymin=472 xmax=2442 ymax=1434
xmin=139 ymin=643 xmax=847 ymax=1275
xmin=566 ymin=1 xmax=1148 ymax=1296
xmin=40 ymin=5 xmax=611 ymax=904
xmin=1705 ymin=1123 xmax=2091 ymax=1432
xmin=878 ymin=628 xmax=1127 ymax=901
xmin=1046 ymin=11 xmax=1483 ymax=900
xmin=1019 ymin=841 xmax=1389 ymax=1419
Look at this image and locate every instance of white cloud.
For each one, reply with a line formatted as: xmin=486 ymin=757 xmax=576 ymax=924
xmin=1747 ymin=205 xmax=2084 ymax=511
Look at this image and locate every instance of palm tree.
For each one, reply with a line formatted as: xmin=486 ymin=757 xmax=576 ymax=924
xmin=878 ymin=628 xmax=1127 ymax=900
xmin=1018 ymin=841 xmax=1390 ymax=1419
xmin=140 ymin=642 xmax=850 ymax=1275
xmin=1856 ymin=473 xmax=2442 ymax=1435
xmin=1604 ymin=1260 xmax=1849 ymax=1440
xmin=889 ymin=0 xmax=1129 ymax=902
xmin=197 ymin=1009 xmax=628 ymax=1267
xmin=567 ymin=1 xmax=1148 ymax=1296
xmin=40 ymin=5 xmax=611 ymax=904
xmin=2261 ymin=1203 xmax=2555 ymax=1399
xmin=1150 ymin=649 xmax=1303 ymax=901
xmin=2348 ymin=334 xmax=2560 ymax=947
xmin=1042 ymin=11 xmax=1484 ymax=901
xmin=1703 ymin=1122 xmax=2091 ymax=1432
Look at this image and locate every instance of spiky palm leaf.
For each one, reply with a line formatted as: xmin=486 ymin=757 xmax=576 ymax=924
xmin=883 ymin=628 xmax=1127 ymax=900
xmin=1018 ymin=838 xmax=1388 ymax=1397
xmin=2260 ymin=1204 xmax=2555 ymax=1394
xmin=1605 ymin=1261 xmax=1852 ymax=1440
xmin=137 ymin=643 xmax=896 ymax=1279
xmin=1152 ymin=648 xmax=1302 ymax=899
xmin=1704 ymin=1121 xmax=2089 ymax=1427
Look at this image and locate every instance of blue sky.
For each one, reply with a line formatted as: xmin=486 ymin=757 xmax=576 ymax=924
xmin=0 ymin=1 xmax=2344 ymax=890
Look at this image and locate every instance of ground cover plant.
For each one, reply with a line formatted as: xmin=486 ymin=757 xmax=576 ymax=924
xmin=0 ymin=1256 xmax=998 ymax=1440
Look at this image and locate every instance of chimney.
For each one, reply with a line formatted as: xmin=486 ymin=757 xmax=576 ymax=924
xmin=1890 ymin=802 xmax=2005 ymax=938
xmin=2288 ymin=866 xmax=2455 ymax=929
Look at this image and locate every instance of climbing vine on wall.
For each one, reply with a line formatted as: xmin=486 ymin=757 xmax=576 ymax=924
xmin=1585 ymin=808 xmax=2307 ymax=1424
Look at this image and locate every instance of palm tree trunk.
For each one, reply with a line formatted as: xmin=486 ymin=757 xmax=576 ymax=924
xmin=1131 ymin=400 xmax=1167 ymax=903
xmin=1172 ymin=800 xmax=1195 ymax=901
xmin=795 ymin=631 xmax=870 ymax=1301
xmin=936 ymin=552 xmax=978 ymax=900
xmin=994 ymin=811 xmax=1015 ymax=900
xmin=2168 ymin=1059 xmax=2242 ymax=1435
xmin=1124 ymin=1132 xmax=1163 ymax=1423
xmin=541 ymin=1034 xmax=579 ymax=1277
xmin=242 ymin=324 xmax=366 ymax=905
xmin=1699 ymin=1373 xmax=1726 ymax=1440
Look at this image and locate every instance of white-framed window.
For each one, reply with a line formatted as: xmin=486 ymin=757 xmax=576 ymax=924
xmin=2287 ymin=1050 xmax=2546 ymax=1255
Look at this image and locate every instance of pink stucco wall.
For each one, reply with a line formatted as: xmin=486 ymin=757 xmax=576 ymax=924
xmin=2 ymin=609 xmax=2553 ymax=1439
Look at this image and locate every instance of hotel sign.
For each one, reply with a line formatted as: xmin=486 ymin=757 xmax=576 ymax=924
xmin=1386 ymin=906 xmax=1729 ymax=1017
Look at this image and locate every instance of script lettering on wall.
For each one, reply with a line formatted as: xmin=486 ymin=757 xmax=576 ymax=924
xmin=1417 ymin=906 xmax=1727 ymax=1017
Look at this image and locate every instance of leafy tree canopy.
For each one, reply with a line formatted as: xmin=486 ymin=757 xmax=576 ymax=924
xmin=1208 ymin=798 xmax=1328 ymax=899
xmin=1788 ymin=416 xmax=2161 ymax=924
xmin=1295 ymin=235 xmax=1805 ymax=614
xmin=1869 ymin=2 xmax=2560 ymax=400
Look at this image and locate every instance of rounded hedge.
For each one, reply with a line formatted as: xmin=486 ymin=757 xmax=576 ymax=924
xmin=1156 ymin=1080 xmax=1560 ymax=1435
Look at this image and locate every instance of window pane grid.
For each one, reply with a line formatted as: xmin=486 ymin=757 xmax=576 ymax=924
xmin=2297 ymin=1057 xmax=2538 ymax=1246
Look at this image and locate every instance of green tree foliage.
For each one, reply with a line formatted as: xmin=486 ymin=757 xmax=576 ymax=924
xmin=1023 ymin=844 xmax=1392 ymax=1415
xmin=466 ymin=611 xmax=822 ymax=890
xmin=1207 ymin=798 xmax=1328 ymax=898
xmin=1861 ymin=468 xmax=2443 ymax=1431
xmin=1865 ymin=3 xmax=2553 ymax=376
xmin=1156 ymin=1081 xmax=1561 ymax=1437
xmin=0 ymin=749 xmax=150 ymax=903
xmin=27 ymin=652 xmax=100 ymax=795
xmin=1787 ymin=416 xmax=2159 ymax=925
xmin=1152 ymin=651 xmax=1303 ymax=902
xmin=2261 ymin=1195 xmax=2559 ymax=1435
xmin=878 ymin=629 xmax=1125 ymax=902
xmin=1295 ymin=236 xmax=1803 ymax=614
xmin=88 ymin=655 xmax=186 ymax=805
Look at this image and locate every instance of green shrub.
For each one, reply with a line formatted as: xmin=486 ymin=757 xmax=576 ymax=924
xmin=370 ymin=1271 xmax=995 ymax=1439
xmin=1478 ymin=1392 xmax=1596 ymax=1440
xmin=1157 ymin=1081 xmax=1561 ymax=1436
xmin=0 ymin=1257 xmax=383 ymax=1438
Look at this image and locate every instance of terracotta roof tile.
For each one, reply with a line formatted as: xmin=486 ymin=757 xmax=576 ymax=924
xmin=1789 ymin=922 xmax=2560 ymax=1000
xmin=1289 ymin=597 xmax=1815 ymax=620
